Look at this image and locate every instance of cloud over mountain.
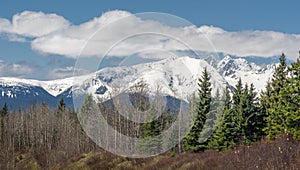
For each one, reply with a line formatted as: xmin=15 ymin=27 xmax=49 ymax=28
xmin=0 ymin=10 xmax=300 ymax=60
xmin=47 ymin=66 xmax=90 ymax=79
xmin=0 ymin=60 xmax=35 ymax=77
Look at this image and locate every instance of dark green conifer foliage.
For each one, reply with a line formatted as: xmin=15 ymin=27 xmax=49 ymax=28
xmin=260 ymin=82 xmax=272 ymax=132
xmin=79 ymin=94 xmax=95 ymax=125
xmin=138 ymin=105 xmax=162 ymax=155
xmin=264 ymin=53 xmax=288 ymax=139
xmin=208 ymin=87 xmax=235 ymax=151
xmin=183 ymin=68 xmax=212 ymax=152
xmin=284 ymin=52 xmax=300 ymax=139
xmin=0 ymin=103 xmax=8 ymax=145
xmin=57 ymin=98 xmax=66 ymax=116
xmin=231 ymin=78 xmax=244 ymax=144
xmin=241 ymin=84 xmax=262 ymax=143
xmin=1 ymin=103 xmax=8 ymax=117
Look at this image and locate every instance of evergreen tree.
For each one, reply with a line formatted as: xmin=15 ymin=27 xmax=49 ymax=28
xmin=284 ymin=52 xmax=300 ymax=139
xmin=231 ymin=78 xmax=244 ymax=144
xmin=138 ymin=104 xmax=162 ymax=155
xmin=183 ymin=68 xmax=212 ymax=152
xmin=241 ymin=83 xmax=262 ymax=143
xmin=272 ymin=53 xmax=287 ymax=94
xmin=160 ymin=107 xmax=173 ymax=132
xmin=167 ymin=111 xmax=180 ymax=153
xmin=57 ymin=98 xmax=66 ymax=116
xmin=201 ymin=89 xmax=221 ymax=147
xmin=208 ymin=87 xmax=235 ymax=151
xmin=241 ymin=83 xmax=250 ymax=143
xmin=0 ymin=103 xmax=8 ymax=145
xmin=1 ymin=103 xmax=8 ymax=117
xmin=264 ymin=53 xmax=288 ymax=139
xmin=79 ymin=94 xmax=95 ymax=125
xmin=260 ymin=82 xmax=272 ymax=130
xmin=233 ymin=78 xmax=243 ymax=106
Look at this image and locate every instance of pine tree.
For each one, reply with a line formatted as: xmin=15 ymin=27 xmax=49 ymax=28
xmin=241 ymin=83 xmax=262 ymax=143
xmin=272 ymin=53 xmax=287 ymax=95
xmin=208 ymin=87 xmax=235 ymax=151
xmin=57 ymin=98 xmax=66 ymax=116
xmin=167 ymin=111 xmax=180 ymax=152
xmin=183 ymin=68 xmax=212 ymax=152
xmin=240 ymin=83 xmax=249 ymax=143
xmin=260 ymin=82 xmax=272 ymax=129
xmin=231 ymin=78 xmax=244 ymax=144
xmin=138 ymin=104 xmax=162 ymax=155
xmin=0 ymin=103 xmax=8 ymax=146
xmin=284 ymin=51 xmax=300 ymax=139
xmin=1 ymin=103 xmax=8 ymax=117
xmin=79 ymin=94 xmax=95 ymax=125
xmin=202 ymin=89 xmax=221 ymax=147
xmin=264 ymin=53 xmax=288 ymax=139
xmin=233 ymin=78 xmax=243 ymax=106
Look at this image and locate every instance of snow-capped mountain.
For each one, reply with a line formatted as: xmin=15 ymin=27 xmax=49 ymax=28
xmin=0 ymin=77 xmax=73 ymax=97
xmin=74 ymin=56 xmax=226 ymax=101
xmin=0 ymin=77 xmax=73 ymax=110
xmin=0 ymin=56 xmax=275 ymax=110
xmin=216 ymin=55 xmax=274 ymax=92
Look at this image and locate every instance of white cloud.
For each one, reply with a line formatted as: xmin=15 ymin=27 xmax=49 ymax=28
xmin=0 ymin=11 xmax=70 ymax=37
xmin=1 ymin=10 xmax=300 ymax=60
xmin=31 ymin=13 xmax=208 ymax=58
xmin=47 ymin=66 xmax=90 ymax=79
xmin=0 ymin=60 xmax=35 ymax=77
xmin=31 ymin=11 xmax=300 ymax=60
xmin=32 ymin=10 xmax=133 ymax=57
xmin=198 ymin=26 xmax=300 ymax=59
xmin=2 ymin=34 xmax=27 ymax=42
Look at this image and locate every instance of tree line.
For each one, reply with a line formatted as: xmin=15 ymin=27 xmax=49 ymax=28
xmin=134 ymin=52 xmax=300 ymax=153
xmin=0 ymin=98 xmax=98 ymax=168
xmin=0 ymin=52 xmax=299 ymax=167
xmin=183 ymin=52 xmax=300 ymax=152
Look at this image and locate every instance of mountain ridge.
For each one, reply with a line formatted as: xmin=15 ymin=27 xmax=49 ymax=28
xmin=0 ymin=55 xmax=275 ymax=110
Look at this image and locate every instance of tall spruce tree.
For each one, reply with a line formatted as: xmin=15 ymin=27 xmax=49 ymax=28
xmin=57 ymin=98 xmax=66 ymax=116
xmin=284 ymin=51 xmax=300 ymax=139
xmin=202 ymin=89 xmax=222 ymax=147
xmin=138 ymin=104 xmax=162 ymax=154
xmin=240 ymin=83 xmax=249 ymax=143
xmin=260 ymin=82 xmax=272 ymax=130
xmin=264 ymin=53 xmax=288 ymax=139
xmin=208 ymin=87 xmax=235 ymax=151
xmin=1 ymin=103 xmax=8 ymax=117
xmin=241 ymin=83 xmax=262 ymax=143
xmin=183 ymin=68 xmax=212 ymax=152
xmin=79 ymin=94 xmax=95 ymax=125
xmin=231 ymin=78 xmax=244 ymax=144
xmin=0 ymin=103 xmax=8 ymax=145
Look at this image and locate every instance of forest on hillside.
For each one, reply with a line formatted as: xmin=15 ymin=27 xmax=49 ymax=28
xmin=0 ymin=53 xmax=300 ymax=169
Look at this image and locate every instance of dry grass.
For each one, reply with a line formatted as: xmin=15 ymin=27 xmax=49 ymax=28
xmin=2 ymin=135 xmax=300 ymax=170
xmin=55 ymin=135 xmax=300 ymax=170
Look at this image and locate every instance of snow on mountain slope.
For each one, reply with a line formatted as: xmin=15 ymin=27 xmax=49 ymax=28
xmin=0 ymin=55 xmax=275 ymax=103
xmin=42 ymin=77 xmax=74 ymax=96
xmin=217 ymin=55 xmax=275 ymax=92
xmin=71 ymin=56 xmax=226 ymax=102
xmin=0 ymin=77 xmax=74 ymax=97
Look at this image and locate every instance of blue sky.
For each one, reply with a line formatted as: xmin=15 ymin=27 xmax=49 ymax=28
xmin=1 ymin=0 xmax=300 ymax=33
xmin=0 ymin=1 xmax=300 ymax=80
